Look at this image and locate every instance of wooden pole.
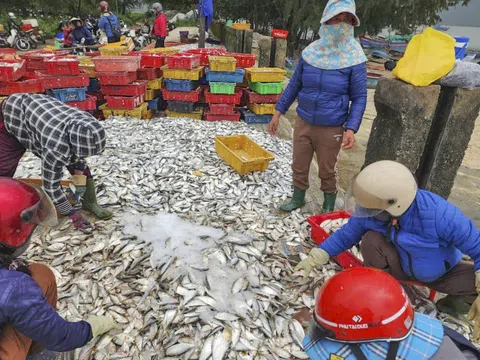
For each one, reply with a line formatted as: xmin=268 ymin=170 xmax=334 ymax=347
xmin=198 ymin=5 xmax=206 ymax=48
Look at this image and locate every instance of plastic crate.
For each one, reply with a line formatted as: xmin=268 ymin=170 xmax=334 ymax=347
xmin=232 ymin=23 xmax=251 ymax=30
xmin=92 ymin=56 xmax=140 ymax=72
xmin=87 ymin=90 xmax=104 ymax=103
xmin=228 ymin=53 xmax=256 ymax=68
xmin=0 ymin=49 xmax=17 ymax=58
xmin=147 ymin=77 xmax=163 ymax=90
xmin=80 ymin=64 xmax=96 ymax=78
xmin=186 ymin=48 xmax=227 ymax=66
xmin=0 ymin=59 xmax=26 ymax=82
xmin=204 ymin=89 xmax=242 ymax=104
xmin=145 ymin=89 xmax=161 ymax=101
xmin=243 ymin=88 xmax=281 ymax=104
xmin=209 ymin=56 xmax=237 ymax=72
xmin=166 ymin=53 xmax=201 ymax=69
xmin=21 ymin=23 xmax=33 ymax=32
xmin=20 ymin=50 xmax=68 ymax=70
xmin=209 ymin=82 xmax=236 ymax=94
xmin=240 ymin=108 xmax=272 ymax=124
xmin=272 ymin=29 xmax=289 ymax=39
xmin=88 ymin=78 xmax=101 ymax=92
xmin=209 ymin=104 xmax=235 ymax=115
xmin=100 ymin=102 xmax=149 ymax=118
xmin=205 ymin=68 xmax=245 ymax=83
xmin=128 ymin=52 xmax=165 ymax=68
xmin=105 ymin=94 xmax=145 ymax=109
xmin=35 ymin=71 xmax=89 ymax=90
xmin=205 ymin=110 xmax=241 ymax=122
xmin=245 ymin=68 xmax=286 ymax=83
xmin=167 ymin=100 xmax=195 ymax=113
xmin=162 ymin=88 xmax=201 ymax=102
xmin=164 ymin=79 xmax=199 ymax=92
xmin=101 ymin=82 xmax=146 ymax=97
xmin=454 ymin=36 xmax=470 ymax=60
xmin=0 ymin=78 xmax=45 ymax=95
xmin=47 ymin=87 xmax=87 ymax=103
xmin=137 ymin=67 xmax=162 ymax=80
xmin=99 ymin=45 xmax=130 ymax=56
xmin=44 ymin=57 xmax=80 ymax=76
xmin=161 ymin=66 xmax=204 ymax=80
xmin=166 ymin=108 xmax=203 ymax=120
xmin=143 ymin=47 xmax=179 ymax=55
xmin=248 ymin=81 xmax=283 ymax=95
xmin=248 ymin=103 xmax=275 ymax=115
xmin=215 ymin=135 xmax=274 ymax=174
xmin=147 ymin=98 xmax=160 ymax=110
xmin=96 ymin=72 xmax=137 ymax=86
xmin=68 ymin=95 xmax=97 ymax=111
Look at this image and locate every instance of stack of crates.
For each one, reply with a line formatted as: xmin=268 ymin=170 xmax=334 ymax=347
xmin=242 ymin=67 xmax=286 ymax=124
xmin=0 ymin=58 xmax=45 ymax=96
xmin=162 ymin=53 xmax=204 ymax=120
xmin=93 ymin=56 xmax=149 ymax=119
xmin=79 ymin=54 xmax=104 ymax=117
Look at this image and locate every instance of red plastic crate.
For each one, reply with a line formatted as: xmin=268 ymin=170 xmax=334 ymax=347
xmin=0 ymin=59 xmax=26 ymax=82
xmin=0 ymin=78 xmax=45 ymax=95
xmin=272 ymin=29 xmax=289 ymax=39
xmin=105 ymin=94 xmax=145 ymax=110
xmin=204 ymin=110 xmax=240 ymax=122
xmin=96 ymin=72 xmax=137 ymax=86
xmin=186 ymin=48 xmax=227 ymax=66
xmin=128 ymin=52 xmax=165 ymax=68
xmin=85 ymin=52 xmax=100 ymax=57
xmin=243 ymin=88 xmax=281 ymax=104
xmin=36 ymin=71 xmax=90 ymax=89
xmin=228 ymin=53 xmax=256 ymax=68
xmin=44 ymin=57 xmax=80 ymax=76
xmin=92 ymin=56 xmax=140 ymax=72
xmin=137 ymin=68 xmax=162 ymax=80
xmin=68 ymin=95 xmax=97 ymax=111
xmin=162 ymin=88 xmax=201 ymax=102
xmin=101 ymin=82 xmax=147 ymax=97
xmin=208 ymin=104 xmax=235 ymax=115
xmin=166 ymin=53 xmax=201 ymax=69
xmin=87 ymin=91 xmax=104 ymax=102
xmin=21 ymin=23 xmax=33 ymax=32
xmin=0 ymin=49 xmax=17 ymax=58
xmin=204 ymin=89 xmax=242 ymax=104
xmin=23 ymin=70 xmax=38 ymax=80
xmin=20 ymin=50 xmax=69 ymax=70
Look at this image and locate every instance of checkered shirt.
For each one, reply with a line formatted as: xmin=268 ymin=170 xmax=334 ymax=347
xmin=2 ymin=94 xmax=106 ymax=215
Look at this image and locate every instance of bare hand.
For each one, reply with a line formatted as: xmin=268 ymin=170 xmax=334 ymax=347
xmin=342 ymin=130 xmax=355 ymax=149
xmin=268 ymin=112 xmax=281 ymax=136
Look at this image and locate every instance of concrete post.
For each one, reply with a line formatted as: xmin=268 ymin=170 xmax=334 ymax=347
xmin=274 ymin=38 xmax=288 ymax=69
xmin=258 ymin=36 xmax=272 ymax=68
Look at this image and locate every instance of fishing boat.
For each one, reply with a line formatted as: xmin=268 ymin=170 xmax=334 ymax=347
xmin=360 ymin=35 xmax=408 ymax=54
xmin=367 ymin=72 xmax=382 ymax=89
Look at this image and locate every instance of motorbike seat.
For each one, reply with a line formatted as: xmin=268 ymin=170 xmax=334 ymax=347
xmin=0 ymin=30 xmax=7 ymax=36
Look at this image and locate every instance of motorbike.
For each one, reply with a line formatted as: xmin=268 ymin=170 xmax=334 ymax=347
xmin=0 ymin=27 xmax=31 ymax=51
xmin=22 ymin=19 xmax=46 ymax=44
xmin=121 ymin=26 xmax=142 ymax=51
xmin=136 ymin=23 xmax=153 ymax=49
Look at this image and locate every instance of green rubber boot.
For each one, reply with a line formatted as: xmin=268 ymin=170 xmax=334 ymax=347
xmin=322 ymin=192 xmax=337 ymax=213
xmin=82 ymin=179 xmax=113 ymax=220
xmin=280 ymin=187 xmax=306 ymax=212
xmin=436 ymin=295 xmax=471 ymax=318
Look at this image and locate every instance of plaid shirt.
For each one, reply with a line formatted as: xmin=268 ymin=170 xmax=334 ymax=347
xmin=2 ymin=94 xmax=106 ymax=215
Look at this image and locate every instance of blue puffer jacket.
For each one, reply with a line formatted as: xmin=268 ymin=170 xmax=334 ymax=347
xmin=98 ymin=12 xmax=120 ymax=38
xmin=320 ymin=190 xmax=480 ymax=283
xmin=0 ymin=266 xmax=92 ymax=351
xmin=275 ymin=57 xmax=367 ymax=132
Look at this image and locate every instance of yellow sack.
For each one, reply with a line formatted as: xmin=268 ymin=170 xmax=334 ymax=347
xmin=392 ymin=27 xmax=456 ymax=87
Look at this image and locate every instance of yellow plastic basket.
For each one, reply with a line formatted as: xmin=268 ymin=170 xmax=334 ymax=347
xmin=100 ymin=103 xmax=148 ymax=118
xmin=245 ymin=68 xmax=286 ymax=82
xmin=99 ymin=46 xmax=130 ymax=56
xmin=215 ymin=135 xmax=274 ymax=174
xmin=161 ymin=66 xmax=204 ymax=80
xmin=166 ymin=109 xmax=203 ymax=120
xmin=142 ymin=109 xmax=153 ymax=120
xmin=147 ymin=77 xmax=163 ymax=90
xmin=78 ymin=56 xmax=94 ymax=66
xmin=247 ymin=103 xmax=275 ymax=115
xmin=80 ymin=65 xmax=96 ymax=78
xmin=209 ymin=56 xmax=237 ymax=72
xmin=144 ymin=47 xmax=179 ymax=55
xmin=232 ymin=23 xmax=251 ymax=30
xmin=145 ymin=89 xmax=161 ymax=101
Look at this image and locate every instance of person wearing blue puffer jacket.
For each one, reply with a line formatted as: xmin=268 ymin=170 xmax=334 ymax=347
xmin=269 ymin=0 xmax=367 ymax=214
xmin=296 ymin=161 xmax=480 ymax=343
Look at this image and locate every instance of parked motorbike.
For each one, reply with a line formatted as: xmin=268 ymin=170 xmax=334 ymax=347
xmin=0 ymin=28 xmax=31 ymax=51
xmin=22 ymin=19 xmax=46 ymax=44
xmin=122 ymin=26 xmax=141 ymax=51
xmin=136 ymin=23 xmax=153 ymax=49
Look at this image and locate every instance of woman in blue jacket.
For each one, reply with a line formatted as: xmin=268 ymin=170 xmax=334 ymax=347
xmin=0 ymin=178 xmax=118 ymax=359
xmin=269 ymin=0 xmax=367 ymax=213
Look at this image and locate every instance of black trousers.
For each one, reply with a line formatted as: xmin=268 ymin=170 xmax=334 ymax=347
xmin=155 ymin=36 xmax=165 ymax=48
xmin=107 ymin=35 xmax=120 ymax=43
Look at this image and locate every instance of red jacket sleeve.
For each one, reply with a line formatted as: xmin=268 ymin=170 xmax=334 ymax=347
xmin=154 ymin=14 xmax=168 ymax=37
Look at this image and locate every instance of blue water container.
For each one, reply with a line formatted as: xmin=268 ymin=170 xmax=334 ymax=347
xmin=454 ymin=36 xmax=469 ymax=60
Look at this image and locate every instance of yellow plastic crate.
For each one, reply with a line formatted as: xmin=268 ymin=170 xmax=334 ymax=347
xmin=78 ymin=56 xmax=94 ymax=66
xmin=248 ymin=103 xmax=275 ymax=115
xmin=232 ymin=23 xmax=251 ymax=30
xmin=100 ymin=103 xmax=149 ymax=118
xmin=215 ymin=135 xmax=274 ymax=174
xmin=145 ymin=89 xmax=161 ymax=101
xmin=161 ymin=66 xmax=204 ymax=80
xmin=80 ymin=65 xmax=96 ymax=78
xmin=166 ymin=109 xmax=203 ymax=120
xmin=144 ymin=47 xmax=179 ymax=55
xmin=245 ymin=68 xmax=286 ymax=82
xmin=147 ymin=77 xmax=163 ymax=90
xmin=209 ymin=56 xmax=237 ymax=72
xmin=0 ymin=24 xmax=3 ymax=32
xmin=142 ymin=109 xmax=153 ymax=120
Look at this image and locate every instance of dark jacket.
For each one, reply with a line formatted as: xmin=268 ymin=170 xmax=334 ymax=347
xmin=70 ymin=26 xmax=94 ymax=46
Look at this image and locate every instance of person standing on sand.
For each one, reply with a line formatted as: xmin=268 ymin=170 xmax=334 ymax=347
xmin=151 ymin=2 xmax=167 ymax=48
xmin=269 ymin=0 xmax=367 ymax=213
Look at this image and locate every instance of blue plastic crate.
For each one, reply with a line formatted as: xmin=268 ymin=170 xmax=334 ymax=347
xmin=47 ymin=87 xmax=87 ymax=103
xmin=147 ymin=98 xmax=160 ymax=110
xmin=240 ymin=108 xmax=273 ymax=124
xmin=454 ymin=36 xmax=469 ymax=60
xmin=164 ymin=79 xmax=199 ymax=92
xmin=88 ymin=78 xmax=100 ymax=92
xmin=199 ymin=75 xmax=209 ymax=86
xmin=206 ymin=68 xmax=245 ymax=83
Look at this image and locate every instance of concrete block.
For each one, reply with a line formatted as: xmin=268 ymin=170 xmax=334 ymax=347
xmin=258 ymin=36 xmax=272 ymax=68
xmin=274 ymin=38 xmax=287 ymax=69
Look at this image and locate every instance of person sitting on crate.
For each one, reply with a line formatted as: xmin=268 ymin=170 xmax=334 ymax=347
xmin=151 ymin=2 xmax=167 ymax=48
xmin=296 ymin=160 xmax=480 ymax=342
xmin=303 ymin=267 xmax=480 ymax=360
xmin=0 ymin=94 xmax=113 ymax=233
xmin=69 ymin=17 xmax=95 ymax=47
xmin=98 ymin=1 xmax=121 ymax=43
xmin=268 ymin=0 xmax=367 ymax=214
xmin=0 ymin=178 xmax=119 ymax=360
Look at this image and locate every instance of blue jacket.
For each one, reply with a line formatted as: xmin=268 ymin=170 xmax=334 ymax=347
xmin=98 ymin=12 xmax=119 ymax=38
xmin=275 ymin=57 xmax=367 ymax=132
xmin=320 ymin=190 xmax=480 ymax=283
xmin=0 ymin=266 xmax=92 ymax=351
xmin=70 ymin=27 xmax=94 ymax=46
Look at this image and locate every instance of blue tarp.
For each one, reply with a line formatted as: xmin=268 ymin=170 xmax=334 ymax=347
xmin=198 ymin=0 xmax=213 ymax=31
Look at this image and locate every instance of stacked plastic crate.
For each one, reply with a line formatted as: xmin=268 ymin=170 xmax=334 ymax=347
xmin=0 ymin=52 xmax=45 ymax=96
xmin=242 ymin=67 xmax=286 ymax=124
xmin=162 ymin=53 xmax=204 ymax=120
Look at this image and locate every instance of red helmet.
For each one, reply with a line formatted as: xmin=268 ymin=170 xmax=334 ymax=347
xmin=0 ymin=178 xmax=57 ymax=248
xmin=314 ymin=267 xmax=414 ymax=342
xmin=99 ymin=1 xmax=109 ymax=11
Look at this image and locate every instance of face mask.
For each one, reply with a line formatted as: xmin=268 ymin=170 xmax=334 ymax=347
xmin=318 ymin=23 xmax=354 ymax=45
xmin=374 ymin=211 xmax=391 ymax=222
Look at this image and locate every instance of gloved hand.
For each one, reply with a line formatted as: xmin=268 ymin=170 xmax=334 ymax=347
xmin=69 ymin=210 xmax=93 ymax=233
xmin=87 ymin=316 xmax=119 ymax=339
xmin=294 ymin=248 xmax=330 ymax=279
xmin=81 ymin=37 xmax=86 ymax=45
xmin=468 ymin=271 xmax=480 ymax=342
xmin=72 ymin=175 xmax=87 ymax=205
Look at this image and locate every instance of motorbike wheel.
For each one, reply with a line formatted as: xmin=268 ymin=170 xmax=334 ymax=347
xmin=38 ymin=34 xmax=46 ymax=44
xmin=29 ymin=38 xmax=38 ymax=49
xmin=15 ymin=38 xmax=31 ymax=51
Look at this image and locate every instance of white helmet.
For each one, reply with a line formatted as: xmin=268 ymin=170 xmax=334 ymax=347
xmin=345 ymin=160 xmax=418 ymax=217
xmin=8 ymin=12 xmax=16 ymax=19
xmin=151 ymin=2 xmax=163 ymax=12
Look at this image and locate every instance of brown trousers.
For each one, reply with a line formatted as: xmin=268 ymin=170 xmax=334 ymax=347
xmin=361 ymin=231 xmax=477 ymax=302
xmin=0 ymin=264 xmax=58 ymax=360
xmin=292 ymin=117 xmax=344 ymax=193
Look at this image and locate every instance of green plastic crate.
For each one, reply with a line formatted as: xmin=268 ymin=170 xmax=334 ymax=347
xmin=209 ymin=82 xmax=236 ymax=94
xmin=248 ymin=81 xmax=283 ymax=95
